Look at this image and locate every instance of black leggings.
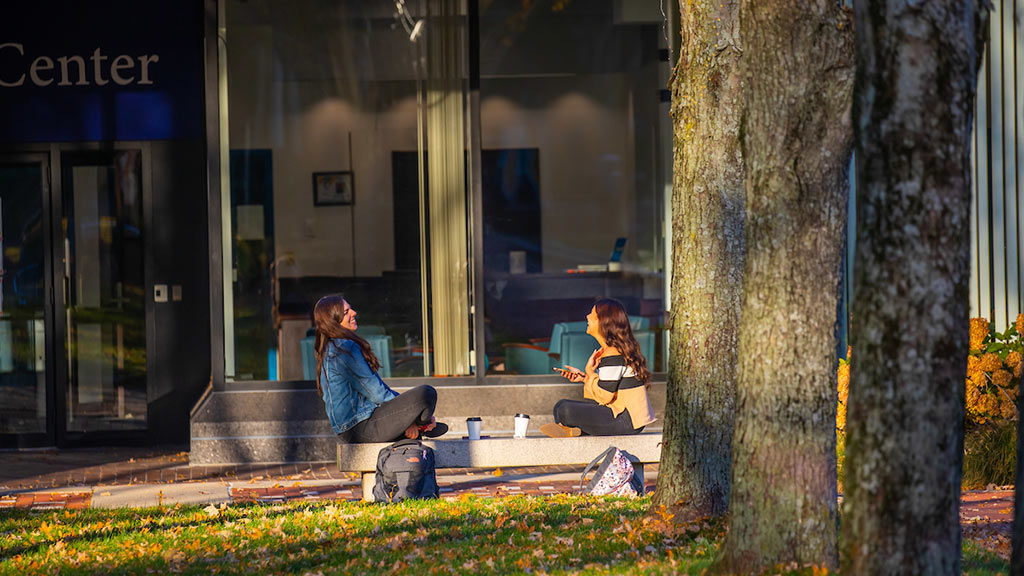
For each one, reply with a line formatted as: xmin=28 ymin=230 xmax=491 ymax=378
xmin=345 ymin=385 xmax=438 ymax=443
xmin=553 ymin=399 xmax=645 ymax=436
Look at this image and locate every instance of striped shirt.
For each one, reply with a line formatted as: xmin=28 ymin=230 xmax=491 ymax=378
xmin=584 ymin=354 xmax=656 ymax=430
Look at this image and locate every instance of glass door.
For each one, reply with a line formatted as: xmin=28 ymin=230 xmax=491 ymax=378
xmin=0 ymin=153 xmax=51 ymax=444
xmin=59 ymin=150 xmax=147 ymax=433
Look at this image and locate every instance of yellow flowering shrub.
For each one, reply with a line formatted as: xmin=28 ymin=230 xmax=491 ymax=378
xmin=838 ymin=315 xmax=1023 ymax=431
xmin=970 ymin=317 xmax=990 ymax=351
xmin=965 ymin=313 xmax=1023 ymax=425
xmin=836 ymin=347 xmax=850 ymax=434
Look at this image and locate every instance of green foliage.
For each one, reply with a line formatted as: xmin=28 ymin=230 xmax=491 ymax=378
xmin=963 ymin=420 xmax=1018 ymax=489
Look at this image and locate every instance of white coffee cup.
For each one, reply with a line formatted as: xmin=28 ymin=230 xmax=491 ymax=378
xmin=513 ymin=413 xmax=530 ymax=438
xmin=466 ymin=417 xmax=482 ymax=440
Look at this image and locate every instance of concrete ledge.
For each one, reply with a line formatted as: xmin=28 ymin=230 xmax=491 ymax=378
xmin=337 ymin=433 xmax=663 ymax=471
xmin=189 ymin=381 xmax=666 ymax=465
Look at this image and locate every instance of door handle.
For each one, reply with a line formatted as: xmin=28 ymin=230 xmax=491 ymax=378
xmin=63 ymin=237 xmax=70 ymax=279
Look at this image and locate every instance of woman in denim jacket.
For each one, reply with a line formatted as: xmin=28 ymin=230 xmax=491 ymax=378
xmin=314 ymin=294 xmax=447 ymax=443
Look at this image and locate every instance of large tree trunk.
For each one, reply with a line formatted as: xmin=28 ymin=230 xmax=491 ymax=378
xmin=844 ymin=1 xmax=987 ymax=573
xmin=719 ymin=1 xmax=854 ymax=571
xmin=653 ymin=0 xmax=743 ymax=519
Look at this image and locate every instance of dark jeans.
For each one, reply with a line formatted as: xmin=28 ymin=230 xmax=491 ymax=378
xmin=553 ymin=398 xmax=645 ymax=436
xmin=344 ymin=385 xmax=437 ymax=443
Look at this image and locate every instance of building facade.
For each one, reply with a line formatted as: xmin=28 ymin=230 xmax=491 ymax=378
xmin=1 ymin=0 xmax=1020 ymax=453
xmin=1 ymin=0 xmax=675 ymax=450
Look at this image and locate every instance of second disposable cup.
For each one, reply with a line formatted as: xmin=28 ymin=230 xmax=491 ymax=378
xmin=466 ymin=417 xmax=482 ymax=440
xmin=513 ymin=413 xmax=530 ymax=438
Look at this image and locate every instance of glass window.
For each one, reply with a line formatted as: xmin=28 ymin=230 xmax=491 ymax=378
xmin=0 ymin=158 xmax=47 ymax=433
xmin=478 ymin=0 xmax=670 ymax=375
xmin=221 ymin=0 xmax=473 ymax=380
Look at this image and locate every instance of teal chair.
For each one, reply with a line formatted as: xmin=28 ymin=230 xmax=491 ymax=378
xmin=630 ymin=317 xmax=650 ymax=331
xmin=557 ymin=331 xmax=601 ymax=372
xmin=502 ymin=321 xmax=588 ymax=375
xmin=301 ymin=336 xmax=316 ymax=380
xmin=503 ymin=318 xmax=654 ymax=375
xmin=301 ymin=333 xmax=392 ymax=380
xmin=559 ymin=329 xmax=656 ymax=374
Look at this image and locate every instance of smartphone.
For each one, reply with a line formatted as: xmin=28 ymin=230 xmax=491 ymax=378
xmin=553 ymin=367 xmax=583 ymax=378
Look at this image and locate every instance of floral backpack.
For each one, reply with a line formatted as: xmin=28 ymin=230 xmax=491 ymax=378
xmin=580 ymin=446 xmax=644 ymax=497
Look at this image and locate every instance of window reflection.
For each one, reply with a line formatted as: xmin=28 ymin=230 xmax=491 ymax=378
xmin=479 ymin=0 xmax=669 ymax=374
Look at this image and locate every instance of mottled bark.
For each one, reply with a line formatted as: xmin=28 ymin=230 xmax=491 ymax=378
xmin=844 ymin=1 xmax=987 ymax=574
xmin=719 ymin=0 xmax=854 ymax=571
xmin=652 ymin=0 xmax=743 ymax=519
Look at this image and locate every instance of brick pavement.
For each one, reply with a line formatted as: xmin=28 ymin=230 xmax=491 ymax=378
xmin=0 ymin=492 xmax=91 ymax=511
xmin=961 ymin=490 xmax=1013 ymax=560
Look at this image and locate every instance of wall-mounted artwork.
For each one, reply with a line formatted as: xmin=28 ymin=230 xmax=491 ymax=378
xmin=313 ymin=171 xmax=354 ymax=206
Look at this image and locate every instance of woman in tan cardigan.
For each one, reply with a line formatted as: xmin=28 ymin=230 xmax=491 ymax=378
xmin=541 ymin=298 xmax=656 ymax=437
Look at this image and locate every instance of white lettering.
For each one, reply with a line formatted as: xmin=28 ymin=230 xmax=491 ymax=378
xmin=1 ymin=45 xmax=159 ymax=88
xmin=109 ymin=54 xmax=133 ymax=85
xmin=138 ymin=54 xmax=158 ymax=85
xmin=0 ymin=43 xmax=25 ymax=87
xmin=29 ymin=56 xmax=53 ymax=86
xmin=56 ymin=55 xmax=88 ymax=86
xmin=90 ymin=47 xmax=108 ymax=86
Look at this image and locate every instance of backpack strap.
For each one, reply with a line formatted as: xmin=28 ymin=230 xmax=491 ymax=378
xmin=579 ymin=446 xmax=616 ymax=492
xmin=390 ymin=438 xmax=422 ymax=450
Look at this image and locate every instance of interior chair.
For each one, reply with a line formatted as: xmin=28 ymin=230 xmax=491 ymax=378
xmin=630 ymin=317 xmax=650 ymax=331
xmin=301 ymin=332 xmax=393 ymax=380
xmin=502 ymin=321 xmax=588 ymax=375
xmin=559 ymin=327 xmax=656 ymax=375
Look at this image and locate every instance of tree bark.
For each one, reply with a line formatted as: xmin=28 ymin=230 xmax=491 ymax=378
xmin=719 ymin=1 xmax=854 ymax=571
xmin=653 ymin=0 xmax=743 ymax=520
xmin=844 ymin=1 xmax=987 ymax=574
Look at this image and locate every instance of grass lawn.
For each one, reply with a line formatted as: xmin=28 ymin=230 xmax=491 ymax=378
xmin=0 ymin=495 xmax=1009 ymax=575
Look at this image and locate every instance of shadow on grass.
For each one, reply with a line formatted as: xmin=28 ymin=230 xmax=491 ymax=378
xmin=0 ymin=497 xmax=719 ymax=575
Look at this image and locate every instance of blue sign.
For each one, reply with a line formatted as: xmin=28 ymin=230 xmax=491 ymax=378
xmin=0 ymin=1 xmax=204 ymax=142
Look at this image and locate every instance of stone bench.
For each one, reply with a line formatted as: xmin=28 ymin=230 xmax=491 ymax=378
xmin=337 ymin=433 xmax=663 ymax=501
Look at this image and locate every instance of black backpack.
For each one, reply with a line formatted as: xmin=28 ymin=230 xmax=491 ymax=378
xmin=371 ymin=438 xmax=440 ymax=503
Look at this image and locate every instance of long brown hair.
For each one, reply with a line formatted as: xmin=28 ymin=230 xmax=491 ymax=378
xmin=594 ymin=298 xmax=651 ymax=387
xmin=313 ymin=294 xmax=380 ymax=394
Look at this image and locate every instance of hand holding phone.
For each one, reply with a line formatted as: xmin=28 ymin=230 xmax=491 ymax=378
xmin=554 ymin=366 xmax=585 ymax=382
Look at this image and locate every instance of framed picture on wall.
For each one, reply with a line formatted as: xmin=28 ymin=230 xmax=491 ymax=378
xmin=312 ymin=171 xmax=355 ymax=206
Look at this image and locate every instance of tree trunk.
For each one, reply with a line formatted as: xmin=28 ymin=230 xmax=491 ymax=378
xmin=719 ymin=1 xmax=854 ymax=571
xmin=653 ymin=0 xmax=743 ymax=520
xmin=844 ymin=2 xmax=987 ymax=573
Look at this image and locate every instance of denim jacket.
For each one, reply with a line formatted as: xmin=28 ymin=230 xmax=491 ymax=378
xmin=320 ymin=338 xmax=398 ymax=435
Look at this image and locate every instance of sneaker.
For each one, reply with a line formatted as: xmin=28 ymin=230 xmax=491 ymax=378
xmin=420 ymin=422 xmax=449 ymax=438
xmin=540 ymin=423 xmax=582 ymax=438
